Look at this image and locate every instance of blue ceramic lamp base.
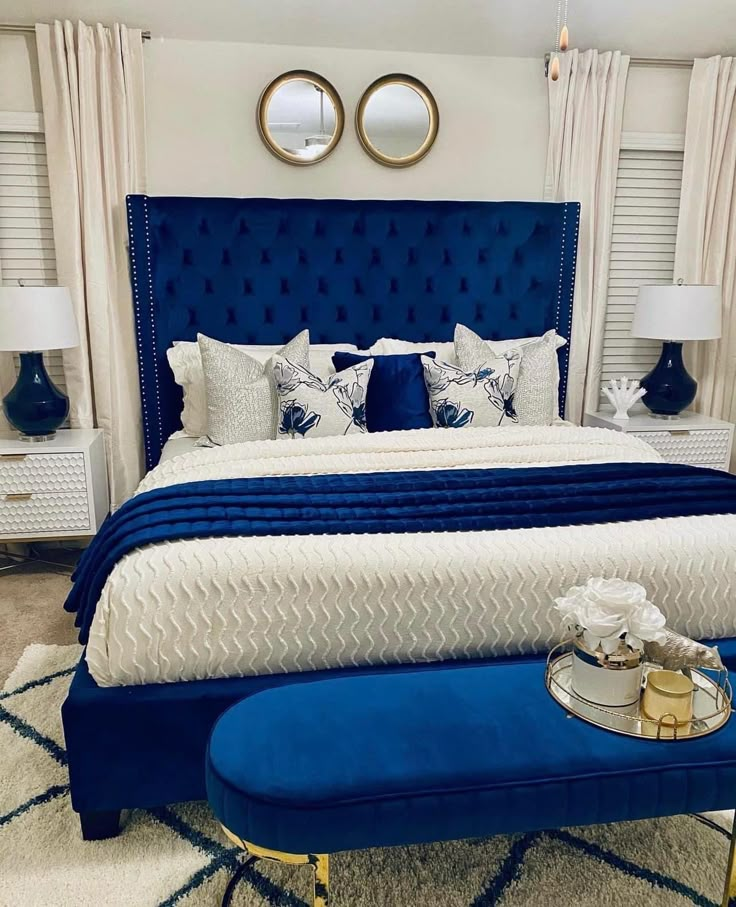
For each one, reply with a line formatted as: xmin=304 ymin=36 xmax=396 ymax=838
xmin=2 ymin=351 xmax=69 ymax=440
xmin=640 ymin=341 xmax=697 ymax=418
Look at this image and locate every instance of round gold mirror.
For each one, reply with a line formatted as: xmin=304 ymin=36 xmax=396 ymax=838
xmin=356 ymin=74 xmax=439 ymax=168
xmin=258 ymin=71 xmax=344 ymax=165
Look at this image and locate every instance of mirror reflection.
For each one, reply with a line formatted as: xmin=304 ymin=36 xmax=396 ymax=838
xmin=258 ymin=72 xmax=344 ymax=165
xmin=357 ymin=75 xmax=439 ymax=167
xmin=363 ymin=84 xmax=430 ymax=159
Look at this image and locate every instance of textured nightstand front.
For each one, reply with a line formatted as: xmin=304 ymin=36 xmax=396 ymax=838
xmin=584 ymin=410 xmax=734 ymax=472
xmin=0 ymin=492 xmax=90 ymax=535
xmin=629 ymin=428 xmax=732 ymax=469
xmin=0 ymin=451 xmax=87 ymax=495
xmin=0 ymin=429 xmax=109 ymax=541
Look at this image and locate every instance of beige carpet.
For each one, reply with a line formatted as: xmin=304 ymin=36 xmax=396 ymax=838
xmin=0 ymin=643 xmax=733 ymax=907
xmin=0 ymin=554 xmax=79 ymax=683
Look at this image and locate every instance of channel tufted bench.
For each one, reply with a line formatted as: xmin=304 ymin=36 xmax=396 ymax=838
xmin=206 ymin=660 xmax=736 ymax=906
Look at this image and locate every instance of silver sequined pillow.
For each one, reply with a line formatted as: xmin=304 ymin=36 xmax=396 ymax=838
xmin=421 ymin=353 xmax=521 ymax=429
xmin=454 ymin=324 xmax=564 ymax=425
xmin=198 ymin=330 xmax=309 ymax=444
xmin=272 ymin=355 xmax=374 ymax=439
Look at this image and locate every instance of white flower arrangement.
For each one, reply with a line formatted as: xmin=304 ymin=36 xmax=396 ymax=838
xmin=554 ymin=577 xmax=667 ymax=654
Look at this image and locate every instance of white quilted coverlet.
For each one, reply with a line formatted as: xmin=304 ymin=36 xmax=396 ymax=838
xmin=85 ymin=426 xmax=736 ymax=686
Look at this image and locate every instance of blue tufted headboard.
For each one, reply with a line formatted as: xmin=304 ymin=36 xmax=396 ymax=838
xmin=126 ymin=196 xmax=580 ymax=469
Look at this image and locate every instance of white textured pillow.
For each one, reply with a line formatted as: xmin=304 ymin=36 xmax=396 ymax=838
xmin=273 ymin=355 xmax=374 ymax=439
xmin=454 ymin=324 xmax=566 ymax=426
xmin=198 ymin=336 xmax=272 ymax=445
xmin=421 ymin=353 xmax=521 ymax=429
xmin=197 ymin=330 xmax=310 ymax=444
xmin=166 ymin=336 xmax=357 ymax=436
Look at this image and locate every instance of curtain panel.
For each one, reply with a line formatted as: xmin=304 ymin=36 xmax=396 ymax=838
xmin=545 ymin=49 xmax=630 ymax=424
xmin=35 ymin=20 xmax=146 ymax=506
xmin=675 ymin=56 xmax=736 ymax=460
xmin=0 ymin=257 xmax=14 ymax=431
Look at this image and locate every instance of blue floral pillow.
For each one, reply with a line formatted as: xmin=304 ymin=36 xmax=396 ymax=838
xmin=331 ymin=351 xmax=436 ymax=432
xmin=421 ymin=352 xmax=522 ymax=429
xmin=272 ymin=356 xmax=374 ymax=439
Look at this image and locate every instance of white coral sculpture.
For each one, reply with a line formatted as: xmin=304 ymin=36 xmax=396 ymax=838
xmin=603 ymin=376 xmax=647 ymax=420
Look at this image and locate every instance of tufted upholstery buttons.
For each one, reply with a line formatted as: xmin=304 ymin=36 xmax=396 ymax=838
xmin=127 ymin=196 xmax=580 ymax=467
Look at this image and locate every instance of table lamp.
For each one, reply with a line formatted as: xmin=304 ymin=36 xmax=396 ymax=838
xmin=0 ymin=286 xmax=79 ymax=440
xmin=631 ymin=282 xmax=721 ymax=418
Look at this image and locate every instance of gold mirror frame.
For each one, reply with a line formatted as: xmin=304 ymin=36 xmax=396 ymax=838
xmin=257 ymin=70 xmax=345 ymax=166
xmin=356 ymin=74 xmax=439 ymax=168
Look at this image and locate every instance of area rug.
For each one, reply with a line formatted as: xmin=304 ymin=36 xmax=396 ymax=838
xmin=0 ymin=644 xmax=732 ymax=907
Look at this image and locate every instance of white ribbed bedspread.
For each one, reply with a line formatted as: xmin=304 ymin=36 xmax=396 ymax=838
xmin=85 ymin=426 xmax=736 ymax=686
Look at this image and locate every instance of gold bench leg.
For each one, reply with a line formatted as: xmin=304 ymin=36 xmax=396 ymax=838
xmin=723 ymin=815 xmax=736 ymax=907
xmin=221 ymin=825 xmax=330 ymax=907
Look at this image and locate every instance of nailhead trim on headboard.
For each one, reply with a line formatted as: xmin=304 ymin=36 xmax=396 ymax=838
xmin=126 ymin=196 xmax=581 ymax=469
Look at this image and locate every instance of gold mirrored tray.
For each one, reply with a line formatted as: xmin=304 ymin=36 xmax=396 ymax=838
xmin=546 ymin=642 xmax=732 ymax=741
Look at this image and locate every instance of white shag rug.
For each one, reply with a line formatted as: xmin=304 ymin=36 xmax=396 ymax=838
xmin=0 ymin=644 xmax=732 ymax=907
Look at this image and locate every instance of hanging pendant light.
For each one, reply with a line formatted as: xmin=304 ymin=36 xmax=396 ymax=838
xmin=549 ymin=0 xmax=569 ymax=81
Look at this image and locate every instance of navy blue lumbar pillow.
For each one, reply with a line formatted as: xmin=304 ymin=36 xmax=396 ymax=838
xmin=331 ymin=351 xmax=436 ymax=432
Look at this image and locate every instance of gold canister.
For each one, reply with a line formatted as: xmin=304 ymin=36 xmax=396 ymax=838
xmin=641 ymin=670 xmax=694 ymax=735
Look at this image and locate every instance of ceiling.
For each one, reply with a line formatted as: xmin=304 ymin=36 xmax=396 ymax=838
xmin=2 ymin=0 xmax=735 ymax=59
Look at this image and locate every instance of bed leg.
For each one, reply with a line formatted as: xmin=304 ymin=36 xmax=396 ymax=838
xmin=79 ymin=809 xmax=121 ymax=840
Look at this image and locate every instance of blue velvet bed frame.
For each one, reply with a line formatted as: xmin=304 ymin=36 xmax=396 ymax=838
xmin=64 ymin=195 xmax=587 ymax=838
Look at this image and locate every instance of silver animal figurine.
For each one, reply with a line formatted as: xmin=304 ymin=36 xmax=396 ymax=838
xmin=643 ymin=628 xmax=725 ymax=673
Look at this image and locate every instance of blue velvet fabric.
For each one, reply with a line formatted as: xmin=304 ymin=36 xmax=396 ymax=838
xmin=65 ymin=461 xmax=736 ymax=644
xmin=62 ymin=638 xmax=736 ymax=820
xmin=126 ymin=197 xmax=581 ymax=467
xmin=206 ymin=662 xmax=736 ymax=854
xmin=332 ymin=351 xmax=435 ymax=432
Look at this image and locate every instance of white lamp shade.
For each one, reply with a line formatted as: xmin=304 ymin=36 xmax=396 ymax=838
xmin=631 ymin=284 xmax=722 ymax=341
xmin=0 ymin=287 xmax=80 ymax=352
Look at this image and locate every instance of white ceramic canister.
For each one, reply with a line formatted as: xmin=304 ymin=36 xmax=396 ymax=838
xmin=571 ymin=635 xmax=643 ymax=716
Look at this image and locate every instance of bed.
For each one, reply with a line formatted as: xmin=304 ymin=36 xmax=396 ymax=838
xmin=61 ymin=196 xmax=736 ymax=839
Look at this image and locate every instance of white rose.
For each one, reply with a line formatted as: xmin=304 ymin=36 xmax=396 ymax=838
xmin=625 ymin=601 xmax=667 ymax=651
xmin=582 ymin=577 xmax=648 ymax=614
xmin=554 ymin=576 xmax=666 ymax=654
xmin=580 ymin=602 xmax=628 ymax=654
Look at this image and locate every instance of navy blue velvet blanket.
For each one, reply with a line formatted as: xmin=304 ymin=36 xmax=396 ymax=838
xmin=66 ymin=461 xmax=736 ymax=644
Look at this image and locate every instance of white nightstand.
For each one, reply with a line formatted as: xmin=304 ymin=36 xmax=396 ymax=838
xmin=584 ymin=410 xmax=734 ymax=471
xmin=0 ymin=429 xmax=109 ymax=542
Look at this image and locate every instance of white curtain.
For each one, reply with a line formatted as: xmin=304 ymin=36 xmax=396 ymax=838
xmin=674 ymin=57 xmax=736 ymax=442
xmin=0 ymin=257 xmax=14 ymax=431
xmin=35 ymin=20 xmax=146 ymax=506
xmin=545 ymin=49 xmax=630 ymax=423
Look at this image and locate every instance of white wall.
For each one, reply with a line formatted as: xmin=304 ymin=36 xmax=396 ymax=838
xmin=0 ymin=32 xmax=692 ymax=199
xmin=0 ymin=34 xmax=42 ymax=112
xmin=623 ymin=64 xmax=691 ymax=135
xmin=143 ymin=39 xmax=549 ymax=200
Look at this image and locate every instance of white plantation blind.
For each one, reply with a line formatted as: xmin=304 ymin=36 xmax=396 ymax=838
xmin=0 ymin=126 xmax=65 ymax=391
xmin=600 ymin=137 xmax=685 ymax=403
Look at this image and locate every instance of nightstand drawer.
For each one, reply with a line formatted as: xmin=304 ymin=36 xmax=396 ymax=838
xmin=0 ymin=451 xmax=87 ymax=495
xmin=630 ymin=428 xmax=732 ymax=467
xmin=0 ymin=491 xmax=90 ymax=537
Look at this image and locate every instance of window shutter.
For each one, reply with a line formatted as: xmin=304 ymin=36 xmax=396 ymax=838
xmin=0 ymin=130 xmax=65 ymax=392
xmin=600 ymin=144 xmax=684 ymax=403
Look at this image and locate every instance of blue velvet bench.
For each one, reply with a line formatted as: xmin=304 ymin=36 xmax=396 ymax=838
xmin=206 ymin=660 xmax=736 ymax=907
